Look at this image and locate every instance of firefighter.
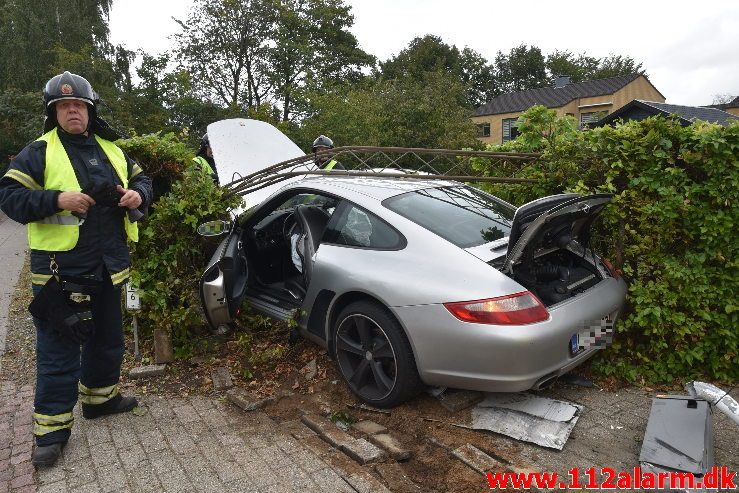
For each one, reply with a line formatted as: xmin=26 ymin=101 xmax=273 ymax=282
xmin=311 ymin=135 xmax=344 ymax=170
xmin=0 ymin=71 xmax=153 ymax=467
xmin=192 ymin=133 xmax=219 ymax=184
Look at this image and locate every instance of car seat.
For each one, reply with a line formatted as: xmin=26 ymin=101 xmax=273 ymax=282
xmin=294 ymin=205 xmax=331 ymax=287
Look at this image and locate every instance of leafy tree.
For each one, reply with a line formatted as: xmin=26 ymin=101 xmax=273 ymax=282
xmin=593 ymin=54 xmax=645 ymax=79
xmin=380 ymin=35 xmax=461 ymax=80
xmin=459 ymin=47 xmax=497 ymax=107
xmin=294 ymin=72 xmax=479 ymax=151
xmin=378 ymin=35 xmax=495 ymax=107
xmin=268 ymin=0 xmax=374 ymax=121
xmin=174 ymin=0 xmax=276 ymax=111
xmin=546 ymin=50 xmax=600 ymax=83
xmin=0 ymin=0 xmax=113 ymax=91
xmin=174 ymin=0 xmax=372 ymax=121
xmin=0 ymin=89 xmax=42 ymax=164
xmin=494 ymin=44 xmax=549 ymax=94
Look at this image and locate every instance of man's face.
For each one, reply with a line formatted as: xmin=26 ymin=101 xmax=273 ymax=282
xmin=314 ymin=145 xmax=330 ymax=162
xmin=55 ymin=99 xmax=89 ymax=134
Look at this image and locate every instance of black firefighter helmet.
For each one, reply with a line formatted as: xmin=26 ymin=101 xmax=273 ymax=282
xmin=42 ymin=71 xmax=122 ymax=140
xmin=43 ymin=71 xmax=97 ymax=132
xmin=311 ymin=135 xmax=334 ymax=152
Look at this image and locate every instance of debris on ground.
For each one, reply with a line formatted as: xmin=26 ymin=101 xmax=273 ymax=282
xmin=687 ymin=381 xmax=739 ymax=427
xmin=469 ymin=393 xmax=583 ymax=449
xmin=210 ymin=365 xmax=233 ymax=390
xmin=639 ymin=395 xmax=713 ymax=479
xmin=301 ymin=358 xmax=318 ymax=380
xmin=128 ymin=364 xmax=167 ymax=379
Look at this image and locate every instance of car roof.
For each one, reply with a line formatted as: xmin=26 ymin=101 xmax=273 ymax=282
xmin=290 ymin=175 xmax=462 ymax=202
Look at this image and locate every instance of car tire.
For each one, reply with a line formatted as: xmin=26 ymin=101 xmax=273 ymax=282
xmin=333 ymin=300 xmax=420 ymax=408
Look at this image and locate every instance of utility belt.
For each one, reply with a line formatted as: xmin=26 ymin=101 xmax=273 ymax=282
xmin=28 ymin=255 xmax=101 ymax=345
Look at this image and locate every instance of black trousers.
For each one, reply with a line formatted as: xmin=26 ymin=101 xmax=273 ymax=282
xmin=32 ymin=271 xmax=124 ymax=445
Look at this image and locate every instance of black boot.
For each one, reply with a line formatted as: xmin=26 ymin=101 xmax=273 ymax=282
xmin=82 ymin=394 xmax=138 ymax=419
xmin=32 ymin=442 xmax=63 ymax=467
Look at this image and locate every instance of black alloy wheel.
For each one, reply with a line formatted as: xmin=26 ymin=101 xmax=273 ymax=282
xmin=333 ymin=301 xmax=420 ymax=408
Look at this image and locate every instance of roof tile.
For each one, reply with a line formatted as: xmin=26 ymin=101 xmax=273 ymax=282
xmin=473 ymin=74 xmax=641 ymax=116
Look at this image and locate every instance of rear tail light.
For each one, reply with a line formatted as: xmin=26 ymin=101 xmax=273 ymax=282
xmin=444 ymin=291 xmax=549 ymax=325
xmin=601 ymin=258 xmax=622 ymax=279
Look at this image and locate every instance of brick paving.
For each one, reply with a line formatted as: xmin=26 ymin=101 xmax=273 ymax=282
xmin=0 ymin=389 xmax=367 ymax=493
xmin=0 ymin=381 xmax=35 ymax=493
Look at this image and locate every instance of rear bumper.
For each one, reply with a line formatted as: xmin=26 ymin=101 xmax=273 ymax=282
xmin=393 ymin=277 xmax=627 ymax=392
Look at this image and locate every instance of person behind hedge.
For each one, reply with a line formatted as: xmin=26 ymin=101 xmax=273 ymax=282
xmin=192 ymin=133 xmax=219 ymax=184
xmin=0 ymin=71 xmax=153 ymax=467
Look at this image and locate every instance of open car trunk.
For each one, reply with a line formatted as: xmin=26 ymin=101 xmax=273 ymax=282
xmin=502 ymin=193 xmax=613 ymax=307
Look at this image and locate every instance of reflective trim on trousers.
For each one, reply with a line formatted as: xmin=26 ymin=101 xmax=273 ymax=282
xmin=31 ymin=273 xmax=53 ymax=286
xmin=109 ymin=268 xmax=130 ymax=287
xmin=78 ymin=382 xmax=118 ymax=405
xmin=32 ymin=411 xmax=74 ymax=436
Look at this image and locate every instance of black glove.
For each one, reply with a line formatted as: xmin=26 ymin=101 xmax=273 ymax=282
xmin=29 ymin=277 xmax=100 ymax=345
xmin=76 ymin=182 xmax=144 ymax=223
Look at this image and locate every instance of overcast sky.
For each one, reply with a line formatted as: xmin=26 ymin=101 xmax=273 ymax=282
xmin=109 ymin=0 xmax=739 ymax=106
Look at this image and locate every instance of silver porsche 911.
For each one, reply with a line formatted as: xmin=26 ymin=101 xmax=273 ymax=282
xmin=198 ymin=120 xmax=627 ymax=408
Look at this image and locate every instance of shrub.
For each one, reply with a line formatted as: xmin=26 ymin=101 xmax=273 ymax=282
xmin=117 ymin=132 xmax=241 ymax=349
xmin=477 ymin=106 xmax=739 ymax=384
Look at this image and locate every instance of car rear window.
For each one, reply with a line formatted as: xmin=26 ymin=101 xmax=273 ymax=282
xmin=382 ymin=186 xmax=515 ymax=248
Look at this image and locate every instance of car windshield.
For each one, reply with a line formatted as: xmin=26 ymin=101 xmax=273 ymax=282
xmin=383 ymin=186 xmax=515 ymax=248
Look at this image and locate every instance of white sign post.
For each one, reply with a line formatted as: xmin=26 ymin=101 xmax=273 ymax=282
xmin=125 ymin=283 xmax=142 ymax=361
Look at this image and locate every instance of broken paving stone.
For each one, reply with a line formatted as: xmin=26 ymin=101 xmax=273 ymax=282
xmin=128 ymin=364 xmax=166 ymax=379
xmin=211 ymin=366 xmax=233 ymax=390
xmin=353 ymin=420 xmax=387 ymax=435
xmin=368 ymin=433 xmax=410 ymax=461
xmin=226 ymin=388 xmax=275 ymax=411
xmin=301 ymin=413 xmax=355 ymax=449
xmin=301 ymin=358 xmax=318 ymax=380
xmin=451 ymin=443 xmax=505 ymax=475
xmin=302 ymin=413 xmax=385 ymax=465
xmin=436 ymin=389 xmax=484 ymax=412
xmin=341 ymin=438 xmax=386 ymax=465
xmin=280 ymin=419 xmax=318 ymax=440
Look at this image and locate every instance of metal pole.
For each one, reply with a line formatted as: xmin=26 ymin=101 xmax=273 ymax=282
xmin=132 ymin=314 xmax=141 ymax=362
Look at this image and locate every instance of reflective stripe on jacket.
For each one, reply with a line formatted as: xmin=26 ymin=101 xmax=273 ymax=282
xmin=28 ymin=128 xmax=138 ymax=251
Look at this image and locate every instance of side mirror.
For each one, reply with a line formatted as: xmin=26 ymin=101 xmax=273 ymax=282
xmin=197 ymin=220 xmax=232 ymax=237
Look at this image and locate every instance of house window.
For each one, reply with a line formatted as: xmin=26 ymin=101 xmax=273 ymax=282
xmin=502 ymin=118 xmax=518 ymax=142
xmin=580 ymin=111 xmax=605 ymax=127
xmin=476 ymin=123 xmax=491 ymax=138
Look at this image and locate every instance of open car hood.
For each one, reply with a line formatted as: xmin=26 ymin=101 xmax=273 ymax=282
xmin=207 ymin=118 xmax=309 ymax=209
xmin=503 ymin=193 xmax=613 ymax=273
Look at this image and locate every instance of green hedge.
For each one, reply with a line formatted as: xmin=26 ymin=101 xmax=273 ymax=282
xmin=117 ymin=132 xmax=241 ymax=351
xmin=477 ymin=106 xmax=738 ymax=384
